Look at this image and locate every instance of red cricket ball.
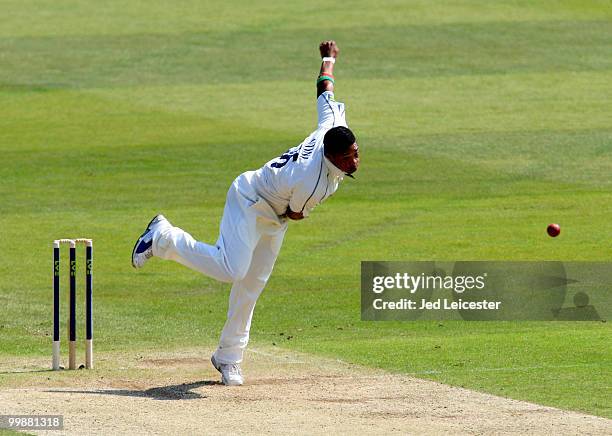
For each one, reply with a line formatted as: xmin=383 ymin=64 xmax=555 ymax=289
xmin=547 ymin=223 xmax=561 ymax=237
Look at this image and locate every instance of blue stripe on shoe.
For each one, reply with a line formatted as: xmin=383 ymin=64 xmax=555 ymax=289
xmin=135 ymin=235 xmax=153 ymax=254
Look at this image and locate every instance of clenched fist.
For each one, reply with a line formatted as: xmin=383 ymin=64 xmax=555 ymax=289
xmin=319 ymin=40 xmax=339 ymax=58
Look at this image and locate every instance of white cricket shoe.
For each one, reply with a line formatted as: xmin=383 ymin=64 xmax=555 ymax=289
xmin=211 ymin=355 xmax=244 ymax=386
xmin=131 ymin=214 xmax=170 ymax=269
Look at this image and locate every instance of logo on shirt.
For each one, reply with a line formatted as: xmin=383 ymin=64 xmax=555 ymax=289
xmin=300 ymin=136 xmax=317 ymax=160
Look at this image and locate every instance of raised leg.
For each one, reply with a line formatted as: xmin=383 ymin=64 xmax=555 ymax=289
xmin=154 ymin=183 xmax=260 ymax=283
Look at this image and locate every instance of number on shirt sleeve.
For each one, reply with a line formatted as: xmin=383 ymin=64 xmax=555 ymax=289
xmin=270 ymin=145 xmax=301 ymax=168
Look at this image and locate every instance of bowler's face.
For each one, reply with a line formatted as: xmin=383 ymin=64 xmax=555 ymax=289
xmin=333 ymin=143 xmax=360 ymax=175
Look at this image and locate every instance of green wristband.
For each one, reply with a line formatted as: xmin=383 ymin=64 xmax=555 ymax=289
xmin=317 ymin=75 xmax=335 ymax=84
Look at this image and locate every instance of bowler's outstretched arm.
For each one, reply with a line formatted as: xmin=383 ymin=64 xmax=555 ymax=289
xmin=284 ymin=41 xmax=341 ymax=221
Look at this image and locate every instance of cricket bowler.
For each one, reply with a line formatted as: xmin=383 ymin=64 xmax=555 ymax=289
xmin=132 ymin=40 xmax=359 ymax=385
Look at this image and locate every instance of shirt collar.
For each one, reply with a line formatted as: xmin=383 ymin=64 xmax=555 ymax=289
xmin=323 ymin=155 xmax=346 ymax=179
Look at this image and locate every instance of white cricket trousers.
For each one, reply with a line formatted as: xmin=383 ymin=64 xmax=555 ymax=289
xmin=152 ymin=172 xmax=288 ymax=364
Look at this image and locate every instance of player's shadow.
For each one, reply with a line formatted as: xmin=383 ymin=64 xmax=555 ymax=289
xmin=46 ymin=380 xmax=221 ymax=400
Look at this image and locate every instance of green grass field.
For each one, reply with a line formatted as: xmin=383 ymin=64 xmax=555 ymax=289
xmin=1 ymin=0 xmax=610 ymax=419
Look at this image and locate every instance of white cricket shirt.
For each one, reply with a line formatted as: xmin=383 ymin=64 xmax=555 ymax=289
xmin=249 ymin=91 xmax=348 ymax=217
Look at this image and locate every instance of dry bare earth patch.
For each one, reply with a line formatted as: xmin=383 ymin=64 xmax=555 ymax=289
xmin=1 ymin=349 xmax=609 ymax=435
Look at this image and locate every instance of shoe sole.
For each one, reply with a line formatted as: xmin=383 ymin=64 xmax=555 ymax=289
xmin=131 ymin=214 xmax=162 ymax=269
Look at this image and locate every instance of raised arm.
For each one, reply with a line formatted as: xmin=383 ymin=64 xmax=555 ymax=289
xmin=317 ymin=40 xmax=339 ymax=98
xmin=284 ymin=41 xmax=340 ymax=222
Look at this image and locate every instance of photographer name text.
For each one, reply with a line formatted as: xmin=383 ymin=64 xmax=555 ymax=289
xmin=372 ymin=298 xmax=501 ymax=310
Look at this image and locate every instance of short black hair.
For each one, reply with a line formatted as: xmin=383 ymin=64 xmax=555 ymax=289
xmin=323 ymin=126 xmax=356 ymax=156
